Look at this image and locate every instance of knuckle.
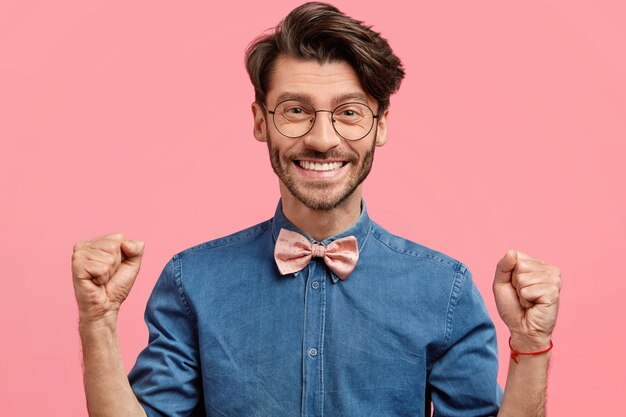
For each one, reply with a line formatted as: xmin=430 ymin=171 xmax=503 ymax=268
xmin=519 ymin=286 xmax=529 ymax=298
xmin=102 ymin=240 xmax=120 ymax=254
xmin=98 ymin=262 xmax=111 ymax=276
xmin=549 ymin=270 xmax=562 ymax=286
xmin=550 ymin=287 xmax=560 ymax=299
xmin=73 ymin=241 xmax=85 ymax=252
xmin=71 ymin=256 xmax=87 ymax=271
xmin=75 ymin=267 xmax=92 ymax=280
xmin=71 ymin=264 xmax=81 ymax=277
xmin=545 ymin=288 xmax=559 ymax=305
xmin=546 ymin=264 xmax=559 ymax=274
xmin=72 ymin=248 xmax=90 ymax=263
xmin=102 ymin=252 xmax=115 ymax=264
xmin=514 ymin=273 xmax=528 ymax=287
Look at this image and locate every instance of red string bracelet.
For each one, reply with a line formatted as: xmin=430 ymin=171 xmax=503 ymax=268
xmin=509 ymin=337 xmax=553 ymax=364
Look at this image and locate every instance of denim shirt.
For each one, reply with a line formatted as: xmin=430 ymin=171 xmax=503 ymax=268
xmin=129 ymin=201 xmax=502 ymax=417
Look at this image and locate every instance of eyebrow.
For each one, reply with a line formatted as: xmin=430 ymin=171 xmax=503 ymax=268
xmin=273 ymin=91 xmax=370 ymax=107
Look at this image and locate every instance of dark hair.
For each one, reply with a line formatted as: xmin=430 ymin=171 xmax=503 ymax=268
xmin=245 ymin=2 xmax=405 ymax=112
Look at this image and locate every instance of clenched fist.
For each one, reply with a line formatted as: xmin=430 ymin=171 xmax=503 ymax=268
xmin=72 ymin=233 xmax=145 ymax=326
xmin=493 ymin=249 xmax=562 ymax=352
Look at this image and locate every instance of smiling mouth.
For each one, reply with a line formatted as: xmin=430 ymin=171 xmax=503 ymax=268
xmin=297 ymin=160 xmax=346 ymax=171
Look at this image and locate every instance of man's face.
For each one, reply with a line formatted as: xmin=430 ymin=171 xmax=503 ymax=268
xmin=252 ymin=56 xmax=388 ymax=211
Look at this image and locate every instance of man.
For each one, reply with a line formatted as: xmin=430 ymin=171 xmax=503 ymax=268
xmin=72 ymin=2 xmax=561 ymax=416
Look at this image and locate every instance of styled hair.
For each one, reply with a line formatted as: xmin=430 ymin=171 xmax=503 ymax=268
xmin=245 ymin=2 xmax=405 ymax=112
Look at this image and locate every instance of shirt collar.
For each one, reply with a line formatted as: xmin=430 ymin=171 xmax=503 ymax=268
xmin=271 ymin=199 xmax=373 ymax=282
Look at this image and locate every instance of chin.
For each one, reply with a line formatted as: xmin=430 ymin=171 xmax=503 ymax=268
xmin=287 ymin=183 xmax=358 ymax=211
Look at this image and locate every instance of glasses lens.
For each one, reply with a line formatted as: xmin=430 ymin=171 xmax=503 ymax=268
xmin=271 ymin=100 xmax=376 ymax=140
xmin=273 ymin=100 xmax=315 ymax=138
xmin=332 ymin=103 xmax=374 ymax=140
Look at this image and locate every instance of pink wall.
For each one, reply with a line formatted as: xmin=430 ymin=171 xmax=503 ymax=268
xmin=1 ymin=1 xmax=624 ymax=415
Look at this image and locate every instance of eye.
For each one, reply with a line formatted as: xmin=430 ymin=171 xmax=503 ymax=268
xmin=278 ymin=101 xmax=313 ymax=120
xmin=334 ymin=103 xmax=367 ymax=121
xmin=285 ymin=106 xmax=305 ymax=114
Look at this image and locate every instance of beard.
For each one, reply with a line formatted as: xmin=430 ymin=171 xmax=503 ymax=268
xmin=266 ymin=131 xmax=376 ymax=211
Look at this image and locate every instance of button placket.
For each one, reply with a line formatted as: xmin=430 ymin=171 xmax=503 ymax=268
xmin=302 ymin=259 xmax=326 ymax=417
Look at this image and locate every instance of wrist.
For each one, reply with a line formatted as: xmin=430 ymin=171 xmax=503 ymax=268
xmin=509 ymin=332 xmax=552 ymax=352
xmin=78 ymin=310 xmax=119 ymax=333
xmin=508 ymin=335 xmax=553 ymax=364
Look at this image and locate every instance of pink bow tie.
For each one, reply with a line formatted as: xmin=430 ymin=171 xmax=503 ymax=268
xmin=274 ymin=228 xmax=359 ymax=280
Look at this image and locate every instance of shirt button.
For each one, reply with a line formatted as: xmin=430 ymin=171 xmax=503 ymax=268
xmin=308 ymin=348 xmax=318 ymax=357
xmin=311 ymin=281 xmax=320 ymax=289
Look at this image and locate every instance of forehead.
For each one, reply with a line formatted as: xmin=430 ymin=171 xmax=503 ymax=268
xmin=267 ymin=55 xmax=372 ymax=107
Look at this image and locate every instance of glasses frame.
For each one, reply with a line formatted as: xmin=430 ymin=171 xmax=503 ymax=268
xmin=264 ymin=99 xmax=380 ymax=141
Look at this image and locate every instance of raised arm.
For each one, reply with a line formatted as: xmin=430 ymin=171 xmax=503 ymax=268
xmin=493 ymin=250 xmax=562 ymax=417
xmin=72 ymin=233 xmax=147 ymax=417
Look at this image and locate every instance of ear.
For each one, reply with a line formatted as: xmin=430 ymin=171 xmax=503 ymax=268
xmin=374 ymin=109 xmax=389 ymax=147
xmin=251 ymin=102 xmax=268 ymax=142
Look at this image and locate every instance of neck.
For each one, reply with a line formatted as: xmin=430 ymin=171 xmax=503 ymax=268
xmin=279 ymin=184 xmax=362 ymax=242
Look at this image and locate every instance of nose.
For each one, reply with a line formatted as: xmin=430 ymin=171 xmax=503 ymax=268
xmin=302 ymin=110 xmax=342 ymax=152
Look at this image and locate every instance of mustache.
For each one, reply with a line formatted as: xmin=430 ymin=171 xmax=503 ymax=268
xmin=283 ymin=149 xmax=358 ymax=163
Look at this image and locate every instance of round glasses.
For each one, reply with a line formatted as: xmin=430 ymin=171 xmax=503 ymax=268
xmin=265 ymin=100 xmax=379 ymax=141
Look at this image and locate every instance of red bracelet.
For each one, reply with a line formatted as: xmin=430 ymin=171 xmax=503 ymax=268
xmin=509 ymin=337 xmax=553 ymax=364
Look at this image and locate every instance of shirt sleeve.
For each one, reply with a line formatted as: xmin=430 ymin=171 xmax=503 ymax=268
xmin=128 ymin=255 xmax=205 ymax=417
xmin=428 ymin=265 xmax=503 ymax=417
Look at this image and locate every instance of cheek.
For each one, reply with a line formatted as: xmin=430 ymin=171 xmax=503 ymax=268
xmin=352 ymin=141 xmax=376 ymax=159
xmin=267 ymin=135 xmax=292 ymax=160
xmin=276 ymin=140 xmax=303 ymax=158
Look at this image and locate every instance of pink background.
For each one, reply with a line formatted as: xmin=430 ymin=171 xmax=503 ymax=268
xmin=1 ymin=1 xmax=624 ymax=415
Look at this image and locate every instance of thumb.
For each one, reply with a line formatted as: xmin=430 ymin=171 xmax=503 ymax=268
xmin=121 ymin=239 xmax=145 ymax=267
xmin=494 ymin=249 xmax=518 ymax=285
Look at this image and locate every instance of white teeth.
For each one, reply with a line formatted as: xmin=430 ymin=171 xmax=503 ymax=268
xmin=299 ymin=161 xmax=343 ymax=171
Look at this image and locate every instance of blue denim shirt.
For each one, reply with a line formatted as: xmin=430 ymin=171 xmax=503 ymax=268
xmin=129 ymin=201 xmax=502 ymax=416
